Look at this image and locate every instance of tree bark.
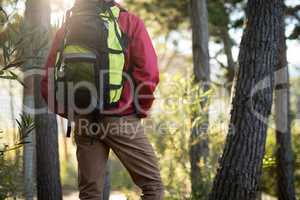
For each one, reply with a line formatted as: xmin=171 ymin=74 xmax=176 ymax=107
xmin=190 ymin=0 xmax=210 ymax=199
xmin=17 ymin=0 xmax=36 ymax=198
xmin=191 ymin=0 xmax=210 ymax=84
xmin=24 ymin=0 xmax=63 ymax=199
xmin=209 ymin=1 xmax=281 ymax=200
xmin=23 ymin=95 xmax=36 ymax=200
xmin=22 ymin=11 xmax=37 ymax=200
xmin=274 ymin=3 xmax=296 ymax=199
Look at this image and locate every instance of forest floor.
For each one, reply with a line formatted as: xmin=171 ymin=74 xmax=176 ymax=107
xmin=63 ymin=190 xmax=127 ymax=200
xmin=62 ymin=190 xmax=277 ymax=200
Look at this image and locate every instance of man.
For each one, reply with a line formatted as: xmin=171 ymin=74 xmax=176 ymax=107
xmin=41 ymin=0 xmax=164 ymax=199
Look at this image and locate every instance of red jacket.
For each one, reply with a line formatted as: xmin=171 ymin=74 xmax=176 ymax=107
xmin=41 ymin=5 xmax=159 ymax=118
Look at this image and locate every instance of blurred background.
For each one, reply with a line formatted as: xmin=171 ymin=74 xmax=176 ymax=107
xmin=0 ymin=0 xmax=299 ymax=199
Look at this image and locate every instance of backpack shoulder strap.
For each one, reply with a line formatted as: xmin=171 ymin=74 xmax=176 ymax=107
xmin=106 ymin=7 xmax=127 ymax=53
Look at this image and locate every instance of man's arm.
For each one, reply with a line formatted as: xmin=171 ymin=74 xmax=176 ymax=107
xmin=130 ymin=18 xmax=159 ymax=118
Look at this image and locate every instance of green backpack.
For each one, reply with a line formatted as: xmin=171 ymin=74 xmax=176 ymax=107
xmin=55 ymin=1 xmax=127 ymax=122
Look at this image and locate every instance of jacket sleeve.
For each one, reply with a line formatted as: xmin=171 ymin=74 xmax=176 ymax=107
xmin=129 ymin=18 xmax=159 ymax=118
xmin=41 ymin=27 xmax=65 ymax=115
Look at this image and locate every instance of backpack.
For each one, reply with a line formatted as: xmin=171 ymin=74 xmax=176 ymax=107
xmin=54 ymin=1 xmax=128 ymax=136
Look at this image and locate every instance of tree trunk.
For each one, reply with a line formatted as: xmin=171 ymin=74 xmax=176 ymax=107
xmin=209 ymin=1 xmax=281 ymax=200
xmin=297 ymin=95 xmax=300 ymax=119
xmin=22 ymin=20 xmax=37 ymax=200
xmin=20 ymin=0 xmax=37 ymax=196
xmin=191 ymin=0 xmax=210 ymax=84
xmin=34 ymin=101 xmax=62 ymax=200
xmin=24 ymin=0 xmax=63 ymax=199
xmin=220 ymin=26 xmax=236 ymax=94
xmin=274 ymin=4 xmax=296 ymax=199
xmin=190 ymin=0 xmax=210 ymax=199
xmin=23 ymin=95 xmax=36 ymax=200
xmin=60 ymin=118 xmax=69 ymax=161
xmin=9 ymin=81 xmax=16 ymax=140
xmin=103 ymin=162 xmax=111 ymax=200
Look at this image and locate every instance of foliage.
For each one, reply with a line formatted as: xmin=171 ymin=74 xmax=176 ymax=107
xmin=0 ymin=114 xmax=35 ymax=199
xmin=260 ymin=122 xmax=300 ymax=199
xmin=125 ymin=0 xmax=189 ymax=32
xmin=146 ymin=72 xmax=215 ymax=199
xmin=290 ymin=77 xmax=300 ymax=120
xmin=0 ymin=114 xmax=35 ymax=156
xmin=1 ymin=2 xmax=49 ymax=74
xmin=286 ymin=4 xmax=300 ymax=39
xmin=105 ymin=76 xmax=300 ymax=199
xmin=0 ymin=155 xmax=23 ymax=200
xmin=105 ymin=3 xmax=300 ymax=193
xmin=124 ymin=0 xmax=245 ymax=32
xmin=0 ymin=0 xmax=299 ymax=199
xmin=110 ymin=157 xmax=135 ymax=190
xmin=123 ymin=0 xmax=245 ymax=84
xmin=0 ymin=4 xmax=37 ymax=199
xmin=0 ymin=3 xmax=25 ymax=85
xmin=292 ymin=124 xmax=300 ymax=198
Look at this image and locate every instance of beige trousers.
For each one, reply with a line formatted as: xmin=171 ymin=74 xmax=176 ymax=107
xmin=74 ymin=114 xmax=164 ymax=200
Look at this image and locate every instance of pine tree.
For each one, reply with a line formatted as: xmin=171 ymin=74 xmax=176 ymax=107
xmin=274 ymin=2 xmax=296 ymax=199
xmin=23 ymin=0 xmax=62 ymax=199
xmin=209 ymin=1 xmax=282 ymax=199
xmin=189 ymin=0 xmax=210 ymax=199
